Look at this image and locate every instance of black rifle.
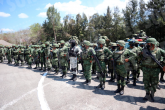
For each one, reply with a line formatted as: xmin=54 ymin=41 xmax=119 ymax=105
xmin=146 ymin=49 xmax=163 ymax=69
xmin=90 ymin=50 xmax=104 ymax=77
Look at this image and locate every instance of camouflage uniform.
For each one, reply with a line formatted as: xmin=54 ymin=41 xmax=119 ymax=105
xmin=141 ymin=38 xmax=165 ymax=102
xmin=33 ymin=45 xmax=39 ymax=69
xmin=0 ymin=45 xmax=4 ymax=63
xmin=13 ymin=46 xmax=19 ymax=65
xmin=17 ymin=46 xmax=25 ymax=66
xmin=51 ymin=43 xmax=59 ymax=74
xmin=44 ymin=42 xmax=52 ymax=71
xmin=39 ymin=44 xmax=46 ymax=71
xmin=6 ymin=46 xmax=12 ymax=64
xmin=96 ymin=39 xmax=112 ymax=90
xmin=112 ymin=40 xmax=136 ymax=95
xmin=59 ymin=40 xmax=69 ymax=78
xmin=24 ymin=45 xmax=32 ymax=68
xmin=81 ymin=41 xmax=95 ymax=84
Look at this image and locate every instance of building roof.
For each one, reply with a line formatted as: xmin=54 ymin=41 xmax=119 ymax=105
xmin=0 ymin=40 xmax=12 ymax=46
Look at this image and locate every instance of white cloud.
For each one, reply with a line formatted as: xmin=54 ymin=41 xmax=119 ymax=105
xmin=18 ymin=13 xmax=29 ymax=18
xmin=45 ymin=3 xmax=53 ymax=9
xmin=0 ymin=28 xmax=14 ymax=32
xmin=0 ymin=12 xmax=10 ymax=17
xmin=37 ymin=12 xmax=47 ymax=18
xmin=44 ymin=0 xmax=150 ymax=18
xmin=36 ymin=8 xmax=41 ymax=10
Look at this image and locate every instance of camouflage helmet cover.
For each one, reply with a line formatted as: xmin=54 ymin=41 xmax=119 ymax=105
xmin=117 ymin=40 xmax=125 ymax=47
xmin=60 ymin=40 xmax=65 ymax=44
xmin=98 ymin=39 xmax=105 ymax=45
xmin=146 ymin=38 xmax=157 ymax=45
xmin=83 ymin=41 xmax=90 ymax=46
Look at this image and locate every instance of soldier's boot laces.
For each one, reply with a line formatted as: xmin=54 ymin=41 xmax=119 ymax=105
xmin=133 ymin=78 xmax=136 ymax=86
xmin=87 ymin=79 xmax=91 ymax=85
xmin=143 ymin=92 xmax=150 ymax=101
xmin=114 ymin=84 xmax=121 ymax=93
xmin=120 ymin=86 xmax=124 ymax=95
xmin=150 ymin=91 xmax=155 ymax=102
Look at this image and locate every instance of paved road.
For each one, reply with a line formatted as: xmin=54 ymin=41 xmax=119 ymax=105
xmin=0 ymin=60 xmax=165 ymax=110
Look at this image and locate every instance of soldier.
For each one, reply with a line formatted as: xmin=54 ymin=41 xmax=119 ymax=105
xmin=112 ymin=40 xmax=136 ymax=95
xmin=33 ymin=45 xmax=39 ymax=69
xmin=25 ymin=45 xmax=32 ymax=69
xmin=51 ymin=43 xmax=59 ymax=74
xmin=126 ymin=40 xmax=138 ymax=86
xmin=39 ymin=44 xmax=46 ymax=71
xmin=69 ymin=40 xmax=82 ymax=81
xmin=95 ymin=39 xmax=112 ymax=90
xmin=92 ymin=43 xmax=97 ymax=75
xmin=139 ymin=30 xmax=146 ymax=37
xmin=81 ymin=40 xmax=95 ymax=84
xmin=109 ymin=43 xmax=118 ymax=82
xmin=141 ymin=38 xmax=165 ymax=102
xmin=0 ymin=45 xmax=4 ymax=63
xmin=13 ymin=46 xmax=19 ymax=66
xmin=6 ymin=46 xmax=12 ymax=64
xmin=59 ymin=40 xmax=69 ymax=78
xmin=18 ymin=45 xmax=25 ymax=66
xmin=44 ymin=42 xmax=52 ymax=71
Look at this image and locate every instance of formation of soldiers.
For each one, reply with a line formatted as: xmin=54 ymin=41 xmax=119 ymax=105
xmin=0 ymin=31 xmax=165 ymax=102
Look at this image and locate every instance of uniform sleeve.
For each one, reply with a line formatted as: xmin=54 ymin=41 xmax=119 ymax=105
xmin=124 ymin=49 xmax=136 ymax=61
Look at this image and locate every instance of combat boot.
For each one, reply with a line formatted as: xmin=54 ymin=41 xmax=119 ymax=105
xmin=73 ymin=74 xmax=77 ymax=81
xmin=83 ymin=79 xmax=88 ymax=84
xmin=70 ymin=74 xmax=75 ymax=80
xmin=120 ymin=86 xmax=124 ymax=95
xmin=87 ymin=79 xmax=91 ymax=85
xmin=143 ymin=92 xmax=150 ymax=101
xmin=101 ymin=82 xmax=105 ymax=90
xmin=43 ymin=67 xmax=46 ymax=71
xmin=109 ymin=74 xmax=114 ymax=82
xmin=160 ymin=78 xmax=165 ymax=82
xmin=156 ymin=84 xmax=161 ymax=90
xmin=133 ymin=78 xmax=136 ymax=86
xmin=16 ymin=63 xmax=19 ymax=66
xmin=126 ymin=76 xmax=130 ymax=84
xmin=150 ymin=90 xmax=155 ymax=102
xmin=114 ymin=84 xmax=121 ymax=93
xmin=61 ymin=73 xmax=66 ymax=78
xmin=39 ymin=67 xmax=43 ymax=70
xmin=33 ymin=67 xmax=37 ymax=69
xmin=96 ymin=82 xmax=102 ymax=89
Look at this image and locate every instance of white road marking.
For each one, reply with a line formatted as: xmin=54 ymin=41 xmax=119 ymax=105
xmin=37 ymin=72 xmax=50 ymax=110
xmin=0 ymin=82 xmax=50 ymax=110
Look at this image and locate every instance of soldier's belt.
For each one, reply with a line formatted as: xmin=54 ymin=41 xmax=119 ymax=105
xmin=143 ymin=65 xmax=159 ymax=68
xmin=116 ymin=62 xmax=124 ymax=65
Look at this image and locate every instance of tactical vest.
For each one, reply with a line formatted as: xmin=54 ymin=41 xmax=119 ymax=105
xmin=114 ymin=49 xmax=125 ymax=64
xmin=53 ymin=50 xmax=58 ymax=58
xmin=142 ymin=48 xmax=161 ymax=67
xmin=82 ymin=47 xmax=92 ymax=60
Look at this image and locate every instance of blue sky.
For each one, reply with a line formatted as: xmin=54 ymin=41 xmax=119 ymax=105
xmin=0 ymin=0 xmax=149 ymax=33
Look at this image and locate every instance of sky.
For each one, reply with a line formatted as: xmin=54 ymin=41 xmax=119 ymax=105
xmin=0 ymin=0 xmax=150 ymax=33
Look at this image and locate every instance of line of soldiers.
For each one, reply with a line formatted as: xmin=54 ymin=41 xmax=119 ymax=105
xmin=0 ymin=34 xmax=165 ymax=102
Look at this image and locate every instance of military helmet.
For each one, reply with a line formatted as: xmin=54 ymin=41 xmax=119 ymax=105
xmin=146 ymin=38 xmax=157 ymax=44
xmin=60 ymin=40 xmax=65 ymax=44
xmin=83 ymin=41 xmax=90 ymax=46
xmin=53 ymin=43 xmax=59 ymax=48
xmin=117 ymin=40 xmax=125 ymax=47
xmin=140 ymin=30 xmax=143 ymax=32
xmin=98 ymin=39 xmax=105 ymax=45
xmin=42 ymin=44 xmax=45 ymax=48
xmin=111 ymin=43 xmax=117 ymax=46
xmin=45 ymin=41 xmax=50 ymax=45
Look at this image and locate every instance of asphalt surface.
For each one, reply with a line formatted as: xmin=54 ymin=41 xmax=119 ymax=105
xmin=0 ymin=60 xmax=165 ymax=110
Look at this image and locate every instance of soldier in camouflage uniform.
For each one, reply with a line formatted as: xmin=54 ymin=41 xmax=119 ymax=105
xmin=81 ymin=41 xmax=95 ymax=84
xmin=33 ymin=45 xmax=39 ymax=69
xmin=92 ymin=43 xmax=97 ymax=75
xmin=59 ymin=40 xmax=69 ymax=78
xmin=44 ymin=42 xmax=52 ymax=71
xmin=140 ymin=38 xmax=165 ymax=102
xmin=109 ymin=43 xmax=118 ymax=82
xmin=39 ymin=44 xmax=46 ymax=71
xmin=24 ymin=45 xmax=32 ymax=68
xmin=0 ymin=45 xmax=4 ymax=63
xmin=112 ymin=40 xmax=136 ymax=95
xmin=95 ymin=39 xmax=112 ymax=90
xmin=126 ymin=40 xmax=138 ymax=86
xmin=13 ymin=46 xmax=19 ymax=66
xmin=51 ymin=43 xmax=59 ymax=74
xmin=6 ymin=46 xmax=12 ymax=64
xmin=17 ymin=45 xmax=25 ymax=66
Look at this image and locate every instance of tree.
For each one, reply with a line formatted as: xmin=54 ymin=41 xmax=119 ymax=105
xmin=46 ymin=5 xmax=61 ymax=42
